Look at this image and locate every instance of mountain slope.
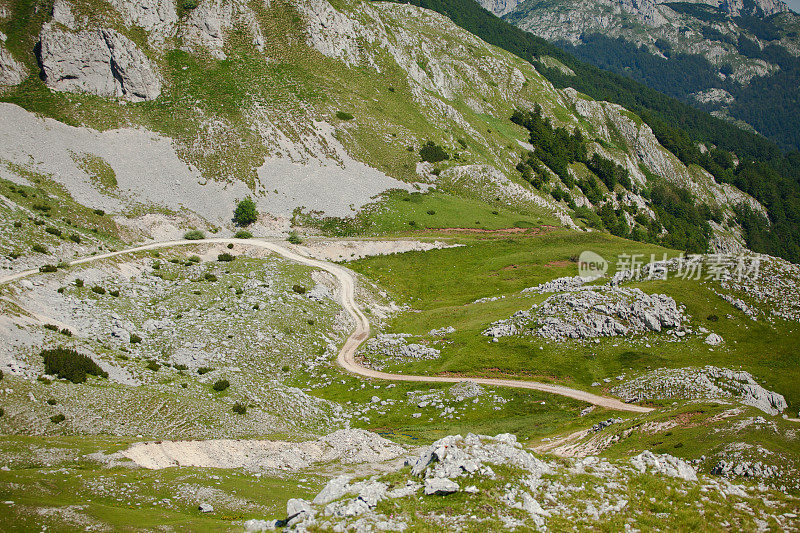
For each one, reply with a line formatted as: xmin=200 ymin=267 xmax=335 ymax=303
xmin=490 ymin=0 xmax=800 ymax=152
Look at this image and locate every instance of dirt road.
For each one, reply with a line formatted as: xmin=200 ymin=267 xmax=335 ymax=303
xmin=1 ymin=238 xmax=653 ymax=413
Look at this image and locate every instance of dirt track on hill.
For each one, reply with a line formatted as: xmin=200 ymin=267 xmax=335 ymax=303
xmin=0 ymin=238 xmax=653 ymax=413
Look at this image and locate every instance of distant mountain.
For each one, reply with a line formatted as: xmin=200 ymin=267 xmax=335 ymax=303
xmin=482 ymin=0 xmax=800 ymax=151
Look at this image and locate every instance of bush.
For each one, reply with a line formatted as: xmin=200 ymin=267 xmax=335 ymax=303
xmin=198 ymin=366 xmax=214 ymax=375
xmin=181 ymin=0 xmax=199 ymax=10
xmin=184 ymin=230 xmax=205 ymax=240
xmin=38 ymin=264 xmax=56 ymax=273
xmin=47 ymin=398 xmax=57 ymax=405
xmin=707 ymin=314 xmax=719 ymax=322
xmin=232 ymin=402 xmax=247 ymax=415
xmin=212 ymin=379 xmax=230 ymax=392
xmin=41 ymin=348 xmax=108 ymax=384
xmin=75 ymin=278 xmax=84 ymax=287
xmin=233 ymin=197 xmax=258 ymax=226
xmin=44 ymin=324 xmax=59 ymax=332
xmin=146 ymin=361 xmax=160 ymax=371
xmin=336 ymin=111 xmax=354 ymax=121
xmin=91 ymin=286 xmax=106 ymax=295
xmin=93 ymin=209 xmax=105 ymax=216
xmin=217 ymin=252 xmax=235 ymax=262
xmin=60 ymin=328 xmax=72 ymax=337
xmin=109 ymin=290 xmax=120 ymax=297
xmin=292 ymin=284 xmax=307 ymax=294
xmin=419 ymin=141 xmax=449 ymax=163
xmin=234 ymin=230 xmax=253 ymax=239
xmin=129 ymin=334 xmax=142 ymax=344
xmin=32 ymin=244 xmax=48 ymax=254
xmin=37 ymin=375 xmax=51 ymax=384
xmin=204 ymin=273 xmax=218 ymax=282
xmin=69 ymin=233 xmax=81 ymax=244
xmin=188 ymin=255 xmax=201 ymax=263
xmin=287 ymin=232 xmax=302 ymax=244
xmin=45 ymin=227 xmax=62 ymax=237
xmin=50 ymin=414 xmax=66 ymax=424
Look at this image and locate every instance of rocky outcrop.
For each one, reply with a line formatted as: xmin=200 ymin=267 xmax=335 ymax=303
xmin=108 ymin=0 xmax=178 ymax=48
xmin=181 ymin=0 xmax=265 ymax=59
xmin=631 ymin=450 xmax=697 ymax=481
xmin=477 ymin=0 xmax=522 ymax=17
xmin=611 ymin=365 xmax=788 ymax=415
xmin=38 ymin=23 xmax=161 ymax=101
xmin=0 ymin=41 xmax=26 ymax=87
xmin=484 ymin=287 xmax=685 ymax=340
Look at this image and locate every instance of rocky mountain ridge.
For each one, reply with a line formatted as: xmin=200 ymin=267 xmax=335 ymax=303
xmin=487 ymin=0 xmax=800 ymax=150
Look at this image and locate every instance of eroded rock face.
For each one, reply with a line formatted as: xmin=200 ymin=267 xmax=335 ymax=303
xmin=0 ymin=42 xmax=26 ymax=87
xmin=39 ymin=24 xmax=161 ymax=101
xmin=108 ymin=0 xmax=178 ymax=48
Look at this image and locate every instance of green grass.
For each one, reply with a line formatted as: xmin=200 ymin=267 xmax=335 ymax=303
xmin=348 ymin=231 xmax=800 ymax=413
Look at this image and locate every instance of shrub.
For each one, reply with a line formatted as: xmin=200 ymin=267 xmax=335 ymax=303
xmin=60 ymin=328 xmax=72 ymax=337
xmin=287 ymin=232 xmax=302 ymax=244
xmin=69 ymin=233 xmax=81 ymax=244
xmin=39 ymin=264 xmax=57 ymax=273
xmin=184 ymin=229 xmax=205 ymax=240
xmin=336 ymin=111 xmax=354 ymax=121
xmin=45 ymin=227 xmax=62 ymax=237
xmin=212 ymin=379 xmax=230 ymax=392
xmin=281 ymin=365 xmax=290 ymax=372
xmin=217 ymin=253 xmax=235 ymax=262
xmin=175 ymin=364 xmax=188 ymax=371
xmin=426 ymin=210 xmax=436 ymax=215
xmin=109 ymin=290 xmax=120 ymax=297
xmin=188 ymin=255 xmax=201 ymax=263
xmin=419 ymin=141 xmax=449 ymax=163
xmin=75 ymin=278 xmax=84 ymax=287
xmin=292 ymin=284 xmax=307 ymax=294
xmin=204 ymin=273 xmax=218 ymax=282
xmin=47 ymin=399 xmax=57 ymax=405
xmin=232 ymin=402 xmax=247 ymax=415
xmin=146 ymin=361 xmax=160 ymax=371
xmin=91 ymin=286 xmax=106 ymax=295
xmin=181 ymin=0 xmax=199 ymax=10
xmin=44 ymin=324 xmax=59 ymax=332
xmin=129 ymin=334 xmax=142 ymax=344
xmin=234 ymin=230 xmax=253 ymax=239
xmin=50 ymin=414 xmax=66 ymax=424
xmin=226 ymin=243 xmax=234 ymax=249
xmin=13 ymin=221 xmax=22 ymax=228
xmin=41 ymin=348 xmax=108 ymax=384
xmin=37 ymin=376 xmax=51 ymax=384
xmin=32 ymin=244 xmax=48 ymax=254
xmin=93 ymin=209 xmax=105 ymax=216
xmin=198 ymin=367 xmax=214 ymax=375
xmin=233 ymin=197 xmax=258 ymax=226
xmin=707 ymin=314 xmax=719 ymax=322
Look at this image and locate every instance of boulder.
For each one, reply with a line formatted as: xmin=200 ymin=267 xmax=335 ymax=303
xmin=424 ymin=477 xmax=459 ymax=495
xmin=630 ymin=451 xmax=697 ymax=481
xmin=198 ymin=502 xmax=214 ymax=513
xmin=705 ymin=333 xmax=723 ymax=346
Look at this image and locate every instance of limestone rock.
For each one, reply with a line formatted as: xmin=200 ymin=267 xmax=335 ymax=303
xmin=39 ymin=23 xmax=161 ymax=101
xmin=108 ymin=0 xmax=178 ymax=48
xmin=0 ymin=43 xmax=26 ymax=87
xmin=630 ymin=451 xmax=697 ymax=481
xmin=424 ymin=477 xmax=459 ymax=495
xmin=705 ymin=333 xmax=723 ymax=346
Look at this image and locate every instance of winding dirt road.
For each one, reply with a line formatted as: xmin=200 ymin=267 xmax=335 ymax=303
xmin=0 ymin=238 xmax=653 ymax=413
